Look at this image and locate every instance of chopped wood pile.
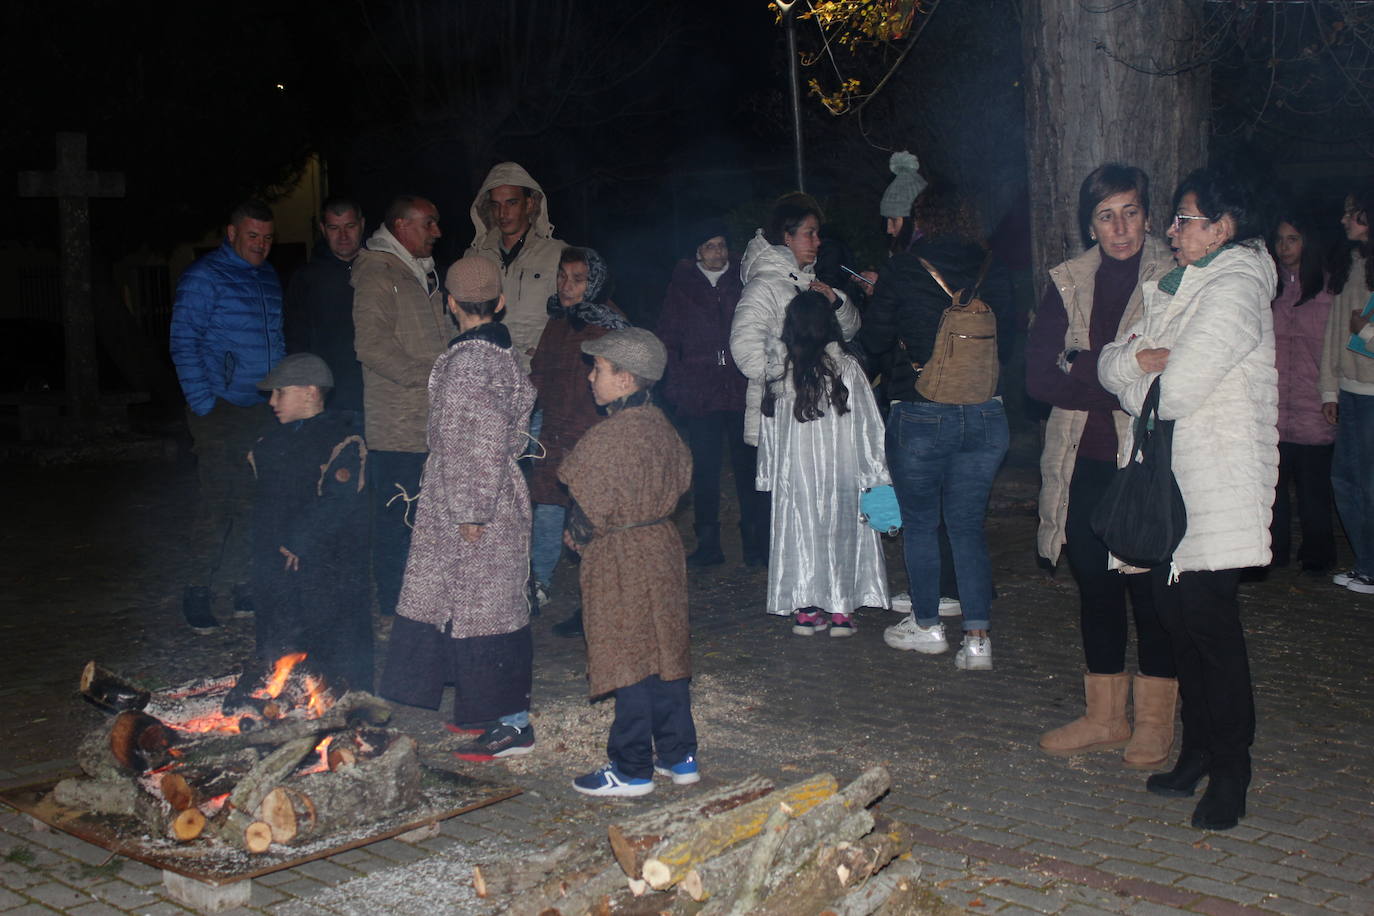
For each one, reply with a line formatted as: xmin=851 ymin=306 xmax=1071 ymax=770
xmin=53 ymin=658 xmax=420 ymax=855
xmin=473 ymin=766 xmax=927 ymax=915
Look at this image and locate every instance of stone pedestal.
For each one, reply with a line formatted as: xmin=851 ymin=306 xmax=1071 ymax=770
xmin=161 ymin=871 xmax=253 ymax=914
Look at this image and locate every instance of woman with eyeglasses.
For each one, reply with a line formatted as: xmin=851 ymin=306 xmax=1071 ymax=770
xmin=1319 ymin=189 xmax=1374 ymax=595
xmin=1099 ymin=168 xmax=1277 ymax=831
xmin=1027 ymin=164 xmax=1178 ymax=768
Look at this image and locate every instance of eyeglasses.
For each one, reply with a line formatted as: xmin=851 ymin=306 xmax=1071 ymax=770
xmin=1171 ymin=213 xmax=1210 ymax=230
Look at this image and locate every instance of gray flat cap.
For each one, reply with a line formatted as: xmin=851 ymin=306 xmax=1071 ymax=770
xmin=257 ymin=353 xmax=334 ymax=390
xmin=581 ymin=327 xmax=667 ymax=382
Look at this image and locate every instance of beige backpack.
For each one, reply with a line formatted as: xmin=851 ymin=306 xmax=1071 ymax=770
xmin=908 ymin=254 xmax=998 ymax=405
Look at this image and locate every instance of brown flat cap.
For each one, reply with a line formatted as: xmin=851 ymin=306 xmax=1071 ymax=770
xmin=446 ymin=255 xmax=502 ymax=302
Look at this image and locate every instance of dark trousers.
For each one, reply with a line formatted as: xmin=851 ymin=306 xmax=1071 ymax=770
xmin=186 ymin=401 xmax=269 ymax=589
xmin=369 ymin=450 xmax=426 ymax=615
xmin=379 ymin=617 xmax=533 ymax=727
xmin=607 ymin=675 xmax=697 ymax=780
xmin=1064 ymin=458 xmax=1175 ymax=677
xmin=1271 ymin=441 xmax=1335 ymax=570
xmin=684 ymin=410 xmax=768 ymax=534
xmin=1150 ymin=566 xmax=1254 ymax=766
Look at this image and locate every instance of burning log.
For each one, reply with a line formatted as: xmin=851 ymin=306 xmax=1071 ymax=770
xmin=160 ymin=772 xmax=198 ymax=811
xmin=108 ymin=711 xmax=177 ymax=772
xmin=79 ymin=661 xmax=150 ymax=714
xmin=276 ymin=735 xmax=421 ymax=843
xmin=168 ymin=691 xmax=392 ymax=768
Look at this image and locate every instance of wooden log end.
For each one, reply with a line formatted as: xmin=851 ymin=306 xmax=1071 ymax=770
xmin=642 ymin=858 xmax=672 ymax=890
xmin=473 ymin=864 xmax=487 ymax=898
xmin=257 ymin=787 xmax=298 ymax=844
xmin=161 ymin=773 xmax=196 ymax=812
xmin=244 ymin=821 xmax=273 ymax=854
xmin=680 ymin=868 xmax=705 ymax=902
xmin=170 ymin=808 xmax=206 ymax=842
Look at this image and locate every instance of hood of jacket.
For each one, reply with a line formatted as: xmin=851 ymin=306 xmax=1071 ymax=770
xmin=741 ymin=230 xmax=806 ymax=287
xmin=469 ymin=162 xmax=556 ymax=246
xmin=363 ymin=224 xmax=435 ymax=292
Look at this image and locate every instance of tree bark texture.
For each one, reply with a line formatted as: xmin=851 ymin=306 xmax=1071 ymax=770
xmin=1022 ymin=0 xmax=1209 ymax=294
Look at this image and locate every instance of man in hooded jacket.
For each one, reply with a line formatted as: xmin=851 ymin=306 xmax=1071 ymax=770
xmin=466 ymin=162 xmax=566 ymax=373
xmin=352 ymin=195 xmax=452 ymax=616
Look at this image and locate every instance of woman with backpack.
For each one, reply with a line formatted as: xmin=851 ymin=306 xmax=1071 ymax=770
xmin=858 ymin=183 xmax=1013 ymax=670
xmin=1026 ymin=164 xmax=1178 ymax=767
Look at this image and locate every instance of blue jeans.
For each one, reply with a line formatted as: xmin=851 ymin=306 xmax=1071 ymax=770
xmin=886 ymin=399 xmax=1008 ymax=629
xmin=1332 ymin=390 xmax=1374 ymax=576
xmin=531 ymin=503 xmax=568 ymax=587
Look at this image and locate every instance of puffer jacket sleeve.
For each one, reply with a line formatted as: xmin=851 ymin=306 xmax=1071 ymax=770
xmin=1097 ymin=315 xmax=1151 ymax=417
xmin=1155 ymin=270 xmax=1267 ymax=422
xmin=352 ymin=257 xmax=432 ymax=389
xmin=169 ymin=264 xmax=217 ymax=415
xmin=834 ymin=289 xmax=861 ymax=340
xmin=730 ymin=278 xmax=782 ymax=383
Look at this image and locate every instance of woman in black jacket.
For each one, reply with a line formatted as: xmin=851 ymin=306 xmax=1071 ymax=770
xmin=858 ymin=184 xmax=1012 ymax=670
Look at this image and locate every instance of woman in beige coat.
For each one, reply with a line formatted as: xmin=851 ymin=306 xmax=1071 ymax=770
xmin=1026 ymin=164 xmax=1178 ymax=767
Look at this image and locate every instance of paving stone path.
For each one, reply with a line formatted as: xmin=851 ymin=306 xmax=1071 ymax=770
xmin=1 ymin=459 xmax=1370 ymax=915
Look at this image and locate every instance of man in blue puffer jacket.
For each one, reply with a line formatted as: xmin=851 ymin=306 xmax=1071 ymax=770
xmin=170 ymin=199 xmax=285 ymax=634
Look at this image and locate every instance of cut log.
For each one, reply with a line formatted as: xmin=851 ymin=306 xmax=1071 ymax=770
xmin=725 ymin=801 xmax=793 ymax=915
xmin=608 ymin=774 xmax=775 ymax=877
xmin=266 ymin=734 xmax=421 ymax=843
xmin=243 ymin=820 xmax=273 ymax=854
xmin=160 ymin=773 xmax=198 ymax=812
xmin=168 ymin=691 xmax=391 ymax=766
xmin=256 ymin=787 xmax=299 ymax=843
xmin=475 ymin=841 xmax=609 ymax=899
xmin=226 ymin=735 xmax=319 ymax=818
xmin=51 ymin=776 xmax=139 ymax=817
xmin=108 ymin=710 xmax=177 ymax=772
xmin=749 ymin=813 xmax=912 ymax=916
xmin=327 ymin=745 xmax=356 ymax=770
xmin=79 ymin=661 xmax=150 ymax=714
xmin=641 ymin=772 xmax=839 ymax=890
xmin=170 ymin=808 xmax=206 ymax=842
xmin=832 ymin=857 xmax=922 ymax=916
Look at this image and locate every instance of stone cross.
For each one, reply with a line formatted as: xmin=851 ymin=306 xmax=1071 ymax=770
xmin=17 ymin=132 xmax=125 ymax=419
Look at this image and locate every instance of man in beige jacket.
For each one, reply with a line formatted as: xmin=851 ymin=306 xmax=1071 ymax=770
xmin=352 ymin=195 xmax=452 ymax=615
xmin=467 ymin=162 xmax=566 ymax=373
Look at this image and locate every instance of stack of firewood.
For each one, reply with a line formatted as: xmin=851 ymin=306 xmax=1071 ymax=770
xmin=472 ymin=767 xmax=930 ymax=915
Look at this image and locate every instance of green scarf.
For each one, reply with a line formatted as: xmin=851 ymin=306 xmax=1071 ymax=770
xmin=1157 ymin=243 xmax=1234 ymax=296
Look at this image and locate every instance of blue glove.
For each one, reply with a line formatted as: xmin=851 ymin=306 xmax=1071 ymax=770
xmin=860 ymin=485 xmax=902 ymax=535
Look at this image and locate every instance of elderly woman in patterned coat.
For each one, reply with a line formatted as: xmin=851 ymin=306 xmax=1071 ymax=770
xmin=380 ymin=256 xmax=539 ymax=762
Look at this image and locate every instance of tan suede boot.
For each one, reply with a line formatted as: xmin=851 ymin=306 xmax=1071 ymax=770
xmin=1039 ymin=672 xmax=1131 ymax=756
xmin=1122 ymin=673 xmax=1179 ymax=769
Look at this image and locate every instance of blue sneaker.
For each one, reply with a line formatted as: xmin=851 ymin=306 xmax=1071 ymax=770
xmin=653 ymin=754 xmax=700 ymax=786
xmin=572 ymin=764 xmax=655 ymax=797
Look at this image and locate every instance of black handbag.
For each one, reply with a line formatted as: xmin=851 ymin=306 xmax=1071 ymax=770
xmin=1090 ymin=377 xmax=1187 ymax=568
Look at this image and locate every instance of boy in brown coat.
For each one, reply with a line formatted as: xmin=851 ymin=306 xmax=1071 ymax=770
xmin=559 ymin=328 xmax=697 ymax=797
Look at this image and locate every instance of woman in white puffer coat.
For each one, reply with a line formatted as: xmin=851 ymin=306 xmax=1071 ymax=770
xmin=729 ymin=201 xmax=861 ymax=565
xmin=1098 ymin=168 xmax=1277 ymax=833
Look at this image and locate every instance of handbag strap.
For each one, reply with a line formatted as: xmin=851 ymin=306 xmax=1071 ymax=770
xmin=1130 ymin=377 xmax=1164 ymax=462
xmin=917 ymin=251 xmax=996 ymax=305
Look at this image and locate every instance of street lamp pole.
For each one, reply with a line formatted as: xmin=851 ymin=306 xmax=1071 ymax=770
xmin=778 ymin=0 xmax=805 ymax=191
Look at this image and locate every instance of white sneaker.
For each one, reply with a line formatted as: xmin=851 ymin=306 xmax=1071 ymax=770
xmin=1332 ymin=569 xmax=1358 ymax=587
xmin=954 ymin=635 xmax=993 ymax=670
xmin=883 ymin=616 xmax=948 ymax=653
xmin=938 ymin=597 xmax=962 ymax=617
xmin=889 ymin=592 xmax=912 ymax=613
xmin=1347 ymin=573 xmax=1374 ymax=595
xmin=890 ymin=593 xmax=961 ymax=616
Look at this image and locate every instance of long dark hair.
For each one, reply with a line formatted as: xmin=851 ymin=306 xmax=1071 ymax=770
xmin=1270 ymin=211 xmax=1328 ymax=306
xmin=773 ymin=291 xmax=851 ymax=424
xmin=1329 ymin=187 xmax=1374 ymax=295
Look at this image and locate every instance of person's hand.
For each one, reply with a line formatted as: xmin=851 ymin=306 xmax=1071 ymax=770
xmin=858 ymin=271 xmax=879 ymax=291
xmin=279 ymin=546 xmax=301 ymax=572
xmin=1135 ymin=347 xmax=1170 ymax=373
xmin=563 ymin=529 xmax=580 ymax=553
xmin=1323 ymin=401 xmax=1339 ymax=425
xmin=1351 ymin=310 xmax=1369 ymax=336
xmin=809 ymin=279 xmax=838 ymax=303
xmin=459 ymin=523 xmax=483 ymax=544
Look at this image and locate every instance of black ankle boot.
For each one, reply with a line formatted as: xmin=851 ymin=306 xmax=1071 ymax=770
xmin=182 ymin=586 xmax=220 ymax=635
xmin=552 ymin=607 xmax=583 ymax=638
xmin=687 ymin=524 xmax=724 ymax=567
xmin=1190 ymin=758 xmax=1250 ymax=830
xmin=1146 ymin=747 xmax=1211 ymax=798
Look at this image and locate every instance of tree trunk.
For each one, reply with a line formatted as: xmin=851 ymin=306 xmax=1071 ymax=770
xmin=1022 ymin=0 xmax=1209 ymax=294
xmin=608 ymin=774 xmax=775 ymax=877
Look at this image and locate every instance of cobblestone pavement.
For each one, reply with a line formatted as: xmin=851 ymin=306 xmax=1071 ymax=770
xmin=1 ymin=457 xmax=1371 ymax=915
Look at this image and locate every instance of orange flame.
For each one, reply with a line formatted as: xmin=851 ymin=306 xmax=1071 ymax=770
xmin=203 ymin=793 xmax=230 ymax=816
xmin=298 ymin=735 xmax=334 ymax=775
xmin=303 ymin=674 xmax=332 ymax=718
xmin=256 ymin=652 xmax=308 ymax=699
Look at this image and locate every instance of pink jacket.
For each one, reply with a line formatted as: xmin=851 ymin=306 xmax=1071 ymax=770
xmin=1273 ymin=272 xmax=1335 ymax=446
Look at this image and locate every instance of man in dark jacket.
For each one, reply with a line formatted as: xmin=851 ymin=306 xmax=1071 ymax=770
xmin=284 ymin=197 xmax=366 ymax=413
xmin=170 ymin=199 xmax=284 ymax=634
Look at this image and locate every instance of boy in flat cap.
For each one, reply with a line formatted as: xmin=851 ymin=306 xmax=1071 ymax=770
xmin=249 ymin=353 xmax=373 ymax=690
xmin=559 ymin=328 xmax=697 ymax=796
xmin=380 ymin=255 xmax=540 ymax=761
